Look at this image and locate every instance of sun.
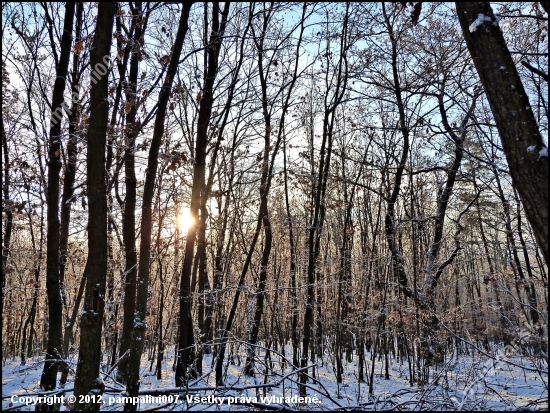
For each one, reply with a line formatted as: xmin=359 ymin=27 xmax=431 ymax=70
xmin=176 ymin=207 xmax=194 ymax=232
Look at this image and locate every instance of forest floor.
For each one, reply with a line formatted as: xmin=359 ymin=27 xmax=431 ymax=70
xmin=2 ymin=343 xmax=548 ymax=411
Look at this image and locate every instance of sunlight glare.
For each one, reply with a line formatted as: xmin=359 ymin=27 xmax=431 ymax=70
xmin=176 ymin=207 xmax=194 ymax=232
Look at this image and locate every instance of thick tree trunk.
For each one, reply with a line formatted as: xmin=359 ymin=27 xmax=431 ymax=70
xmin=73 ymin=3 xmax=115 ymax=410
xmin=456 ymin=2 xmax=548 ymax=264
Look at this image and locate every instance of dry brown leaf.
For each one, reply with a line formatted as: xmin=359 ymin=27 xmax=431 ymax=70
xmin=125 ymin=99 xmax=134 ymax=114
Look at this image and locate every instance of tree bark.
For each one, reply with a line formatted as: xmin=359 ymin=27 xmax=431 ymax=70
xmin=125 ymin=3 xmax=193 ymax=406
xmin=382 ymin=2 xmax=412 ymax=300
xmin=58 ymin=1 xmax=83 ymax=386
xmin=176 ymin=1 xmax=228 ymax=387
xmin=73 ymin=3 xmax=115 ymax=410
xmin=1 ymin=112 xmax=12 ymax=312
xmin=301 ymin=4 xmax=349 ymax=395
xmin=117 ymin=1 xmax=147 ymax=384
xmin=456 ymin=2 xmax=548 ymax=264
xmin=40 ymin=1 xmax=75 ymax=396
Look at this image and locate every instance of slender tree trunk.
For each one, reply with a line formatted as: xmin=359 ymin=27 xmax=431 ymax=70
xmin=419 ymin=92 xmax=478 ymax=367
xmin=60 ymin=274 xmax=85 ymax=386
xmin=301 ymin=4 xmax=349 ymax=395
xmin=58 ymin=2 xmax=83 ymax=386
xmin=1 ymin=112 xmax=13 ymax=313
xmin=20 ymin=205 xmax=41 ymax=366
xmin=242 ymin=3 xmax=275 ymax=376
xmin=283 ymin=131 xmax=299 ymax=368
xmin=514 ymin=189 xmax=540 ymax=326
xmin=204 ymin=5 xmax=251 ymax=368
xmin=125 ymin=4 xmax=193 ymax=406
xmin=156 ymin=257 xmax=165 ymax=380
xmin=117 ymin=1 xmax=146 ymax=383
xmin=40 ymin=2 xmax=75 ymax=396
xmin=382 ymin=2 xmax=412 ymax=301
xmin=424 ymin=94 xmax=477 ymax=298
xmin=177 ymin=2 xmax=229 ymax=387
xmin=247 ymin=2 xmax=308 ymax=377
xmin=493 ymin=170 xmax=539 ymax=325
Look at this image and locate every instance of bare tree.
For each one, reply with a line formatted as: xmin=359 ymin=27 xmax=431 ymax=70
xmin=301 ymin=3 xmax=350 ymax=396
xmin=176 ymin=1 xmax=230 ymax=386
xmin=73 ymin=3 xmax=116 ymax=409
xmin=40 ymin=1 xmax=75 ymax=396
xmin=116 ymin=1 xmax=149 ymax=384
xmin=125 ymin=3 xmax=194 ymax=406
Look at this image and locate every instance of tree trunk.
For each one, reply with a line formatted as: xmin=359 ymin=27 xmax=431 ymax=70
xmin=73 ymin=3 xmax=115 ymax=410
xmin=125 ymin=4 xmax=193 ymax=406
xmin=117 ymin=1 xmax=146 ymax=384
xmin=177 ymin=1 xmax=229 ymax=387
xmin=1 ymin=112 xmax=12 ymax=313
xmin=58 ymin=1 xmax=83 ymax=386
xmin=40 ymin=1 xmax=75 ymax=396
xmin=382 ymin=2 xmax=412 ymax=301
xmin=456 ymin=2 xmax=548 ymax=264
xmin=301 ymin=4 xmax=349 ymax=395
xmin=493 ymin=169 xmax=539 ymax=325
xmin=283 ymin=131 xmax=299 ymax=368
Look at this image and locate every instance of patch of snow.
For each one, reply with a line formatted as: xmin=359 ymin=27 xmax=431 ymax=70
xmin=540 ymin=147 xmax=548 ymax=158
xmin=527 ymin=145 xmax=536 ymax=152
xmin=469 ymin=13 xmax=493 ymax=32
xmin=2 ymin=345 xmax=548 ymax=411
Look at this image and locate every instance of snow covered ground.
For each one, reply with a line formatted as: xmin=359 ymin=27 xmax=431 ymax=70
xmin=2 ymin=344 xmax=548 ymax=411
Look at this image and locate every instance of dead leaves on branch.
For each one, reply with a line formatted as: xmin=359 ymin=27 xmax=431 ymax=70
xmin=159 ymin=150 xmax=189 ymax=172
